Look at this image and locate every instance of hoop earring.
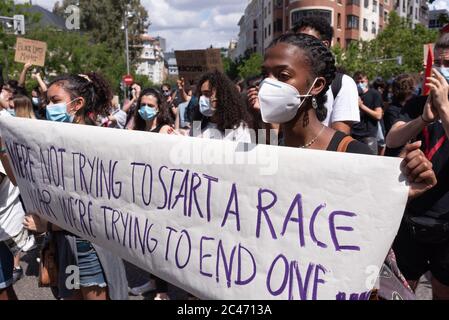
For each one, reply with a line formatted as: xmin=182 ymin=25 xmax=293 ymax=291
xmin=312 ymin=97 xmax=318 ymax=110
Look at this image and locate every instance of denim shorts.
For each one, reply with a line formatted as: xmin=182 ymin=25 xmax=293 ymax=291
xmin=76 ymin=239 xmax=107 ymax=288
xmin=0 ymin=242 xmax=13 ymax=290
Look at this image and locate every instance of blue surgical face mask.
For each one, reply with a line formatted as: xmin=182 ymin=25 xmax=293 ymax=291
xmin=138 ymin=105 xmax=158 ymax=121
xmin=199 ymin=96 xmax=216 ymax=117
xmin=46 ymin=99 xmax=77 ymax=123
xmin=357 ymin=83 xmax=368 ymax=92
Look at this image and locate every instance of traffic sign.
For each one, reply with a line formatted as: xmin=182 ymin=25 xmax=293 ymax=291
xmin=123 ymin=74 xmax=134 ymax=86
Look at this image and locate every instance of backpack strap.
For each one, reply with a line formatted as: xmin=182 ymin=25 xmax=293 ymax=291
xmin=337 ymin=136 xmax=355 ymax=153
xmin=331 ymin=72 xmax=344 ymax=99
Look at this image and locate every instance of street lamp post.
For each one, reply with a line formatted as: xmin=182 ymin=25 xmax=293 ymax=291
xmin=124 ymin=10 xmax=131 ymax=76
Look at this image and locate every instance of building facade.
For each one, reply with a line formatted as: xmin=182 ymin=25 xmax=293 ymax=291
xmin=394 ymin=0 xmax=429 ymax=28
xmin=235 ymin=0 xmax=428 ymax=60
xmin=235 ymin=0 xmax=265 ymax=59
xmin=136 ymin=35 xmax=167 ymax=85
xmin=429 ymin=9 xmax=449 ymax=30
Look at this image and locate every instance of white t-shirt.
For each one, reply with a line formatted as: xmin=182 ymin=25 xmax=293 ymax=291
xmin=111 ymin=108 xmax=127 ymax=129
xmin=0 ymin=162 xmax=25 ymax=242
xmin=323 ymin=74 xmax=360 ymax=127
xmin=197 ymin=122 xmax=253 ymax=144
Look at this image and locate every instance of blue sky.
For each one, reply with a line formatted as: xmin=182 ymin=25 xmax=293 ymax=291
xmin=16 ymin=0 xmax=449 ymax=50
xmin=16 ymin=0 xmax=247 ymax=50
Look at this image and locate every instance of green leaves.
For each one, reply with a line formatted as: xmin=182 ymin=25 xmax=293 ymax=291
xmin=333 ymin=11 xmax=438 ymax=80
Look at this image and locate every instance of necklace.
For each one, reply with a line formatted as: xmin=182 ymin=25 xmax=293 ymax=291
xmin=300 ymin=126 xmax=326 ymax=149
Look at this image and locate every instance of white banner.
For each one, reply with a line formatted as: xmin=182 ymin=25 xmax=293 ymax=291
xmin=0 ymin=116 xmax=409 ymax=300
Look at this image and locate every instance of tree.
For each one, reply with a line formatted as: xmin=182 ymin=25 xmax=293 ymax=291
xmin=1 ymin=26 xmax=128 ymax=94
xmin=237 ymin=53 xmax=263 ymax=80
xmin=53 ymin=0 xmax=149 ymax=64
xmin=334 ymin=12 xmax=438 ymax=80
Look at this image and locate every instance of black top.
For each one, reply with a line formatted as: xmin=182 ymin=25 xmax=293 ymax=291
xmin=327 ymin=131 xmax=373 ymax=155
xmin=384 ymin=100 xmax=404 ymax=136
xmin=352 ymin=89 xmax=383 ymax=139
xmin=383 ymin=99 xmax=405 ymax=158
xmin=398 ymin=96 xmax=449 ymax=221
xmin=151 ymin=123 xmax=166 ymax=133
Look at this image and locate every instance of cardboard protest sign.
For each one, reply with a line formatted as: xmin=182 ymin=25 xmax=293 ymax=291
xmin=175 ymin=49 xmax=223 ymax=86
xmin=0 ymin=116 xmax=409 ymax=300
xmin=14 ymin=38 xmax=47 ymax=67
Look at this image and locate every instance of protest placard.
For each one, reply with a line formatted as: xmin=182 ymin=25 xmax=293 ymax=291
xmin=175 ymin=49 xmax=223 ymax=86
xmin=0 ymin=116 xmax=409 ymax=300
xmin=14 ymin=38 xmax=47 ymax=67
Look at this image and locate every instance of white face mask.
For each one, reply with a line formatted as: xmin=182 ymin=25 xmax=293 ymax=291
xmin=258 ymin=77 xmax=317 ymax=124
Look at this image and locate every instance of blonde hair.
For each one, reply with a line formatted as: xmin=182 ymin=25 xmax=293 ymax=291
xmin=12 ymin=95 xmax=36 ymax=119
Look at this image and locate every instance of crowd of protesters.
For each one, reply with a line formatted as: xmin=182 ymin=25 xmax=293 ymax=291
xmin=0 ymin=16 xmax=448 ymax=300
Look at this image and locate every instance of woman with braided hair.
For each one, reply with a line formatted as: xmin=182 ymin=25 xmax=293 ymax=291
xmin=258 ymin=33 xmax=437 ymax=300
xmin=23 ymin=72 xmax=128 ymax=300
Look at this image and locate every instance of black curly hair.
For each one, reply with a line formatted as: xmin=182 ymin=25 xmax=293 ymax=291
xmin=392 ymin=74 xmax=415 ymax=103
xmin=292 ymin=16 xmax=334 ymax=44
xmin=48 ymin=73 xmax=112 ymax=126
xmin=134 ymin=88 xmax=174 ymax=132
xmin=267 ymin=33 xmax=336 ymax=122
xmin=195 ymin=70 xmax=253 ymax=132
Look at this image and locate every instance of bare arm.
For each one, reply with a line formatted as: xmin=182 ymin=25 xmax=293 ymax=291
xmin=386 ymin=118 xmax=427 ymax=149
xmin=0 ymin=139 xmax=17 ymax=186
xmin=18 ymin=62 xmax=32 ymax=88
xmin=32 ymin=72 xmax=48 ymax=93
xmin=360 ymin=103 xmax=383 ymax=121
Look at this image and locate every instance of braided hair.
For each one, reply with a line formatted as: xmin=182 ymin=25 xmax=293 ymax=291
xmin=49 ymin=73 xmax=112 ymax=126
xmin=134 ymin=88 xmax=174 ymax=132
xmin=195 ymin=70 xmax=253 ymax=132
xmin=267 ymin=33 xmax=336 ymax=122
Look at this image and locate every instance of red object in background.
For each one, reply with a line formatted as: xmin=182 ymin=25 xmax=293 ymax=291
xmin=123 ymin=75 xmax=134 ymax=86
xmin=423 ymin=44 xmax=434 ymax=96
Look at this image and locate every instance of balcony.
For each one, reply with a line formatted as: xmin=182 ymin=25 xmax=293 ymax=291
xmin=347 ymin=0 xmax=360 ymax=5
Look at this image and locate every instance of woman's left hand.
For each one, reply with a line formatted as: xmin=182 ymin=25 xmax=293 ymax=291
xmin=400 ymin=141 xmax=437 ymax=200
xmin=427 ymin=68 xmax=449 ymax=114
xmin=23 ymin=214 xmax=48 ymax=233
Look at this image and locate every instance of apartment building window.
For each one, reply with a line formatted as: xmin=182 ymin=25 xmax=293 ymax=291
xmin=337 ymin=37 xmax=341 ymax=45
xmin=275 ymin=0 xmax=282 ymax=8
xmin=364 ymin=0 xmax=369 ymax=8
xmin=347 ymin=15 xmax=359 ymax=29
xmin=372 ymin=21 xmax=376 ymax=34
xmin=274 ymin=18 xmax=283 ymax=32
xmin=337 ymin=13 xmax=342 ymax=29
xmin=268 ymin=2 xmax=271 ymax=14
xmin=415 ymin=8 xmax=418 ymax=19
xmin=265 ymin=27 xmax=267 ymax=39
xmin=402 ymin=0 xmax=405 ymax=13
xmin=373 ymin=0 xmax=377 ymax=12
xmin=253 ymin=20 xmax=258 ymax=29
xmin=269 ymin=24 xmax=272 ymax=36
xmin=264 ymin=7 xmax=267 ymax=19
xmin=363 ymin=19 xmax=368 ymax=31
xmin=379 ymin=4 xmax=383 ymax=17
xmin=384 ymin=10 xmax=388 ymax=22
xmin=291 ymin=9 xmax=332 ymax=26
xmin=254 ymin=31 xmax=258 ymax=45
xmin=338 ymin=0 xmax=342 ymax=4
xmin=347 ymin=0 xmax=360 ymax=6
